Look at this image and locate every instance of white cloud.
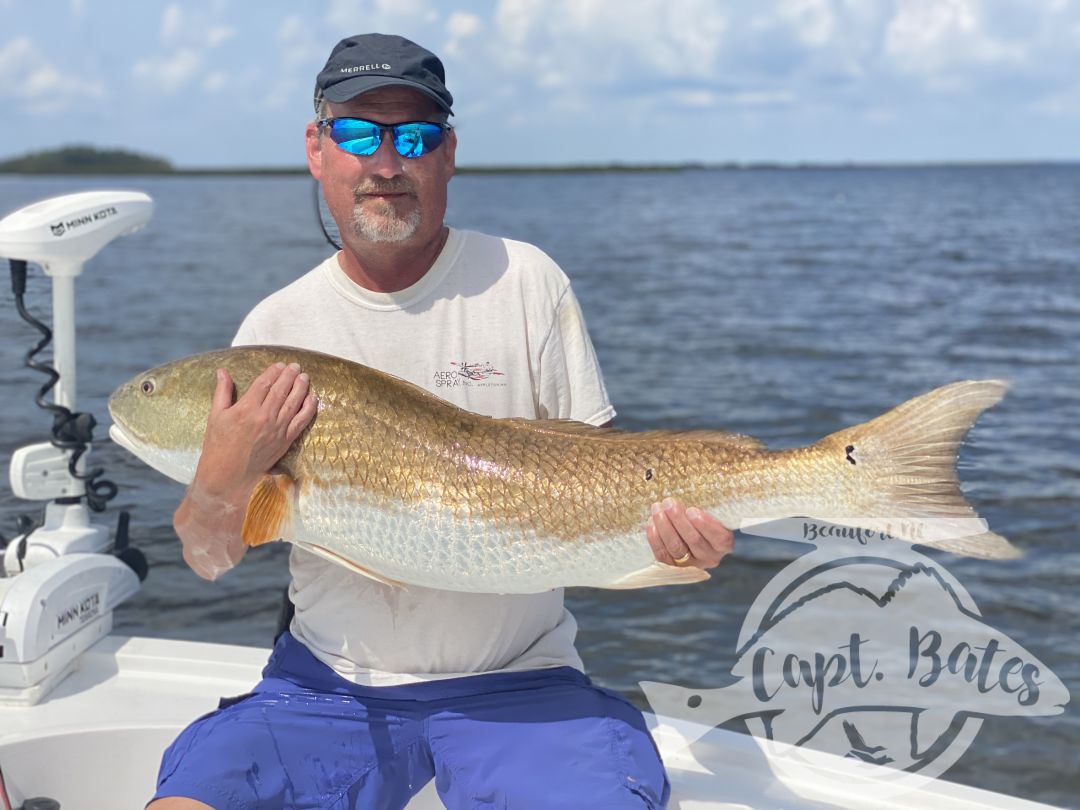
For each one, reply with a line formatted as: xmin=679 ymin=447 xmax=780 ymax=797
xmin=671 ymin=87 xmax=794 ymax=110
xmin=133 ymin=4 xmax=237 ymax=97
xmin=777 ymin=0 xmax=836 ymax=47
xmin=720 ymin=2 xmax=893 ymax=85
xmin=491 ymin=0 xmax=728 ymax=84
xmin=864 ymin=106 xmax=898 ymax=125
xmin=885 ymin=0 xmax=1027 ymax=78
xmin=161 ymin=4 xmax=184 ymax=43
xmin=731 ymin=90 xmax=796 ymax=106
xmin=265 ymin=15 xmax=330 ymax=110
xmin=203 ymin=71 xmax=228 ymax=93
xmin=158 ymin=4 xmax=233 ymax=49
xmin=24 ymin=65 xmax=69 ymax=95
xmin=445 ymin=11 xmax=483 ymax=59
xmin=0 ymin=37 xmax=34 ymax=77
xmin=159 ymin=3 xmax=232 ymax=48
xmin=132 ymin=48 xmax=202 ymax=93
xmin=0 ymin=36 xmax=105 ymax=113
xmin=324 ymin=0 xmax=439 ymax=33
xmin=207 ymin=26 xmax=236 ymax=48
xmin=447 ymin=10 xmax=481 ymax=40
xmin=278 ymin=15 xmax=326 ymax=69
xmin=674 ymin=90 xmax=718 ymax=108
xmin=424 ymin=0 xmax=1080 ymax=151
xmin=375 ymin=0 xmax=438 ymax=24
xmin=447 ymin=11 xmax=481 ymax=39
xmin=1030 ymin=85 xmax=1080 ymax=115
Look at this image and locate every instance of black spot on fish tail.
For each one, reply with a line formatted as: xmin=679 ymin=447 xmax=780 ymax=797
xmin=687 ymin=694 xmax=702 ymax=709
xmin=845 ymin=444 xmax=857 ymax=465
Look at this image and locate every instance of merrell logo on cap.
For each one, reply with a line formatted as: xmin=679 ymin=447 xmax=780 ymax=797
xmin=340 ymin=63 xmax=391 ymax=73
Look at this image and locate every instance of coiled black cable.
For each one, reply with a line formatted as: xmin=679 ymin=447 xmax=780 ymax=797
xmin=9 ymin=259 xmax=117 ymax=513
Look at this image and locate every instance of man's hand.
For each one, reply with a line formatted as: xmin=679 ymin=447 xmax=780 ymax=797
xmin=174 ymin=362 xmax=317 ymax=580
xmin=195 ymin=362 xmax=317 ymax=499
xmin=646 ymin=498 xmax=734 ymax=569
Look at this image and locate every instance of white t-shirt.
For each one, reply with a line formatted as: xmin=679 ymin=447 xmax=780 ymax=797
xmin=233 ymin=228 xmax=615 ymax=685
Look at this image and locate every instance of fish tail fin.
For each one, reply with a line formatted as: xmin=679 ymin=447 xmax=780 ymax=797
xmin=814 ymin=380 xmax=1021 ymax=560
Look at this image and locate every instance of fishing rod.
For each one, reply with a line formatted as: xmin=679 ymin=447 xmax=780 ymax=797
xmin=313 ymin=179 xmax=343 ymax=250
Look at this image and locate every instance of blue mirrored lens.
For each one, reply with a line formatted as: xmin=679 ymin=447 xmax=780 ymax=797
xmin=327 ymin=119 xmax=445 ymax=158
xmin=392 ymin=123 xmax=445 ymax=158
xmin=328 ymin=120 xmax=381 ymax=155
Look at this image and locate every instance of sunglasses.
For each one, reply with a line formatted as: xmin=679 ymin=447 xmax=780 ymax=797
xmin=317 ymin=117 xmax=451 ymax=158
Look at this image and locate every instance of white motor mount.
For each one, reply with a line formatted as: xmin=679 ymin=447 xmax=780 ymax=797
xmin=0 ymin=189 xmax=153 ymax=278
xmin=9 ymin=442 xmax=84 ymax=502
xmin=2 ymin=503 xmax=113 ymax=576
xmin=0 ymin=190 xmax=154 ymax=707
xmin=0 ymin=554 xmax=139 ymax=705
xmin=0 ymin=189 xmax=153 ymax=410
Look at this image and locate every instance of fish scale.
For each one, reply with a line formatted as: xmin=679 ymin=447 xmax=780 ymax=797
xmin=107 ymin=346 xmax=1021 ymax=594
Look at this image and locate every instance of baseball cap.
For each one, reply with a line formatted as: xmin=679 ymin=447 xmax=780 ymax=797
xmin=315 ymin=34 xmax=453 ymax=116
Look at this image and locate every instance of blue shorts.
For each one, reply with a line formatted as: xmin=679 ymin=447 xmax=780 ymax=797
xmin=153 ymin=632 xmax=669 ymax=809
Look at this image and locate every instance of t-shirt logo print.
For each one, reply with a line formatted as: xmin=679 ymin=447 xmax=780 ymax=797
xmin=452 ymin=361 xmax=504 ymax=381
xmin=433 ymin=361 xmax=506 ymax=389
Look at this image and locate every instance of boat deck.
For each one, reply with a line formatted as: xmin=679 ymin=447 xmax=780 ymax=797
xmin=0 ymin=635 xmax=1058 ymax=809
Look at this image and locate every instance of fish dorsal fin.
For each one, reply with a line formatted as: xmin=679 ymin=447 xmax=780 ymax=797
xmin=296 ymin=542 xmax=405 ymax=589
xmin=606 ymin=561 xmax=711 ymax=589
xmin=504 ymin=418 xmax=765 ymax=450
xmin=242 ymin=474 xmax=295 ymax=547
xmin=501 ymin=418 xmax=620 ymax=437
xmin=684 ymin=430 xmax=765 ymax=450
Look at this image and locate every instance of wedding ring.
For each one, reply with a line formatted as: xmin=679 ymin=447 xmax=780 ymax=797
xmin=672 ymin=551 xmax=692 ymax=565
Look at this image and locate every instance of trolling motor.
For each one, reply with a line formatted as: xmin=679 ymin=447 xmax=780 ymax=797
xmin=0 ymin=191 xmax=152 ymax=704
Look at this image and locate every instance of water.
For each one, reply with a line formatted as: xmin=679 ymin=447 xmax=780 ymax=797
xmin=1 ymin=167 xmax=1077 ymax=806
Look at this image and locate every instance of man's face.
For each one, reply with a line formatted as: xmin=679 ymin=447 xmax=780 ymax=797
xmin=306 ymin=86 xmax=456 ymax=247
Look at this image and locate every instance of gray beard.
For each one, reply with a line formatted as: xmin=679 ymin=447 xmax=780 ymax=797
xmin=350 ymin=200 xmax=421 ymax=243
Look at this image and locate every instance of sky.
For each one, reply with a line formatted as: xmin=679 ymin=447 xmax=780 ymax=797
xmin=1 ymin=0 xmax=1079 ymax=168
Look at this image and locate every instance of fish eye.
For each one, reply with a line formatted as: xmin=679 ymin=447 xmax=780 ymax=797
xmin=140 ymin=378 xmax=156 ymax=395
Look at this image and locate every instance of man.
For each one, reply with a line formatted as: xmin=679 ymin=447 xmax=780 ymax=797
xmin=150 ymin=34 xmax=734 ymax=810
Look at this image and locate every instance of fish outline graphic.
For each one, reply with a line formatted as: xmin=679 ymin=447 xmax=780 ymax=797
xmin=641 ymin=521 xmax=1070 ymax=799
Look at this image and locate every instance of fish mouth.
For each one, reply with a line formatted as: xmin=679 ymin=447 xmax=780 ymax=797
xmin=108 ymin=421 xmax=140 ymax=456
xmin=108 ymin=420 xmax=198 ymax=485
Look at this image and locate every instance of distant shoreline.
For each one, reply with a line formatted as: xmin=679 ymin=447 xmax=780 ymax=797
xmin=2 ymin=160 xmax=1078 ymax=177
xmin=3 ymin=146 xmax=1078 ymax=176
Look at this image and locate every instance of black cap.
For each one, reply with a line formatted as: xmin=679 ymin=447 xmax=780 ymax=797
xmin=315 ymin=34 xmax=453 ymax=116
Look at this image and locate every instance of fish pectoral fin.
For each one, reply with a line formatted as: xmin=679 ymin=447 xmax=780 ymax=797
xmin=296 ymin=542 xmax=406 ymax=589
xmin=242 ymin=474 xmax=295 ymax=547
xmin=606 ymin=562 xmax=710 ymax=589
